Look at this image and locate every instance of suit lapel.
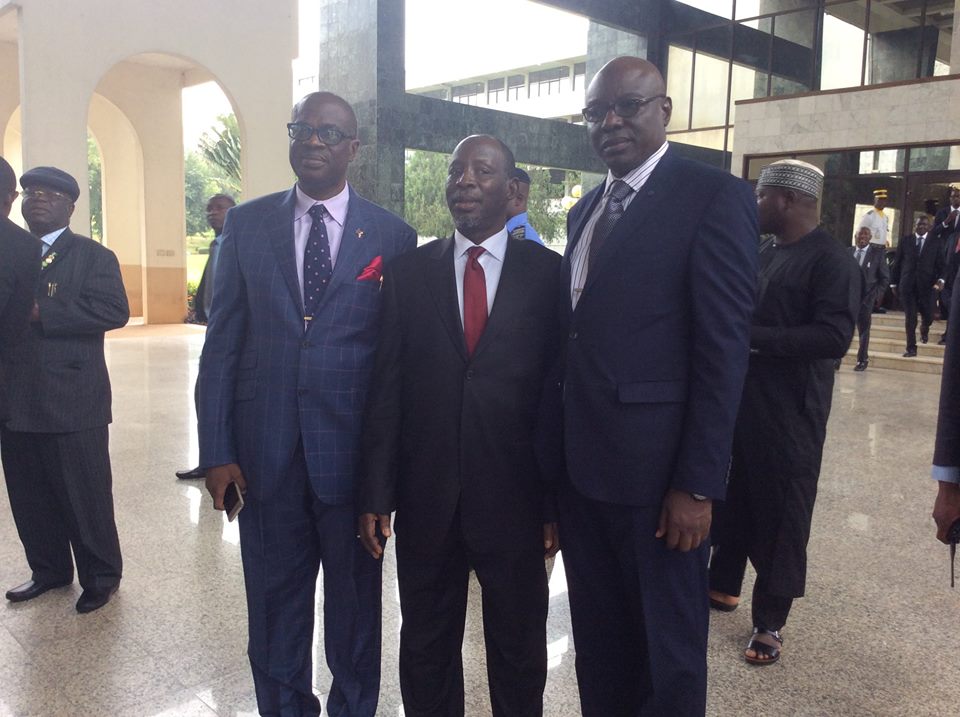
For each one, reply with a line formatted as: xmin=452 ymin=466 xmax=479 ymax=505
xmin=267 ymin=188 xmax=303 ymax=316
xmin=582 ymin=149 xmax=682 ymax=296
xmin=39 ymin=228 xmax=77 ymax=276
xmin=426 ymin=237 xmax=468 ymax=362
xmin=322 ymin=187 xmax=366 ymax=303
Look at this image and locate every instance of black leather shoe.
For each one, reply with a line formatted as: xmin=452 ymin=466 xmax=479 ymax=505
xmin=175 ymin=466 xmax=205 ymax=480
xmin=5 ymin=578 xmax=72 ymax=603
xmin=939 ymin=335 xmax=948 ymax=345
xmin=903 ymin=349 xmax=917 ymax=357
xmin=921 ymin=334 xmax=929 ymax=344
xmin=854 ymin=361 xmax=868 ymax=371
xmin=76 ymin=585 xmax=118 ymax=614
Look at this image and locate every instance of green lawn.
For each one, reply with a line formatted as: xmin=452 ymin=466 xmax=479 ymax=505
xmin=187 ymin=253 xmax=208 ymax=287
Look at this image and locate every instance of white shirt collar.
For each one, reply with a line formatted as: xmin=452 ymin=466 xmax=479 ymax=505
xmin=454 ymin=226 xmax=509 ymax=262
xmin=294 ymin=182 xmax=350 ymax=227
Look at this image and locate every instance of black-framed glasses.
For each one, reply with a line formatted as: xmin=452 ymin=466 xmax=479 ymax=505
xmin=21 ymin=188 xmax=72 ymax=202
xmin=581 ymin=95 xmax=666 ymax=124
xmin=286 ymin=122 xmax=355 ymax=146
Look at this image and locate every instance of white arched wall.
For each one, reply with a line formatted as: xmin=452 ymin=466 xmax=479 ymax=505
xmin=14 ymin=0 xmax=297 ymax=323
xmin=88 ymin=94 xmax=145 ymax=317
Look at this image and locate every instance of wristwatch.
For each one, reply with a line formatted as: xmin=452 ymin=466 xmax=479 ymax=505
xmin=690 ymin=493 xmax=709 ymax=502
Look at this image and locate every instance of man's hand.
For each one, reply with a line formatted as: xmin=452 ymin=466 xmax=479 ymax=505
xmin=205 ymin=463 xmax=246 ymax=510
xmin=358 ymin=513 xmax=392 ymax=559
xmin=543 ymin=522 xmax=559 ymax=559
xmin=933 ymin=482 xmax=960 ymax=544
xmin=655 ymin=489 xmax=712 ymax=551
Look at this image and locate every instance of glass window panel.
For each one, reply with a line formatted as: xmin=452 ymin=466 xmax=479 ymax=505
xmin=666 ymin=45 xmax=693 ymax=131
xmin=858 ymin=149 xmax=905 ymax=174
xmin=675 ymin=0 xmax=732 ymax=20
xmin=821 ymin=4 xmax=865 ymax=90
xmin=736 ymin=0 xmax=817 ymax=21
xmin=770 ymin=9 xmax=816 ymax=93
xmin=666 ymin=128 xmax=726 ymax=152
xmin=866 ymin=0 xmax=937 ymax=84
xmin=910 ymin=146 xmax=960 ymax=172
xmin=691 ymin=52 xmax=730 ymax=128
xmin=733 ymin=16 xmax=773 ymax=99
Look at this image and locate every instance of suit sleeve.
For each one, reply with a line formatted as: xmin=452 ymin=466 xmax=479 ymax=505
xmin=37 ymin=247 xmax=129 ymax=336
xmin=876 ymin=248 xmax=890 ymax=292
xmin=0 ymin=235 xmax=40 ymax=348
xmin=671 ymin=176 xmax=758 ymax=499
xmin=197 ymin=213 xmax=248 ymax=469
xmin=357 ymin=260 xmax=404 ymax=515
xmin=751 ymin=250 xmax=859 ymax=359
xmin=934 ymin=279 xmax=960 ymax=472
xmin=890 ymin=242 xmax=903 ymax=285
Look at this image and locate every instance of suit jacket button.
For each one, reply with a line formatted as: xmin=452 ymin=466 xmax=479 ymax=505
xmin=465 ymin=369 xmax=474 ymax=380
xmin=569 ymin=330 xmax=578 ymax=340
xmin=298 ymin=388 xmax=308 ymax=396
xmin=302 ymin=340 xmax=311 ymax=348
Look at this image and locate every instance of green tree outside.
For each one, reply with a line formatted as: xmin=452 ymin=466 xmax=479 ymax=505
xmin=88 ymin=134 xmax=103 ymax=241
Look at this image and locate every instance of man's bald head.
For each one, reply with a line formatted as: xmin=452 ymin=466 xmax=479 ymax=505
xmin=584 ymin=56 xmax=672 ymax=177
xmin=291 ymin=92 xmax=358 ymax=136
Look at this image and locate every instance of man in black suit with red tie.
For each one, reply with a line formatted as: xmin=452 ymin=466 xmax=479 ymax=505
xmin=891 ymin=215 xmax=944 ymax=356
xmin=2 ymin=166 xmax=129 ymax=614
xmin=358 ymin=135 xmax=562 ymax=717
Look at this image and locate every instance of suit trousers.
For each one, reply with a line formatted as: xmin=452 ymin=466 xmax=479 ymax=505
xmin=856 ymin=289 xmax=879 ymax=363
xmin=558 ymin=483 xmax=709 ymax=717
xmin=0 ymin=425 xmax=122 ymax=591
xmin=395 ymin=519 xmax=548 ymax=717
xmin=901 ymin=285 xmax=936 ymax=350
xmin=238 ymin=443 xmax=382 ymax=717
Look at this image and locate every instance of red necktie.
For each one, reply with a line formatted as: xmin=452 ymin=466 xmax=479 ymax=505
xmin=463 ymin=246 xmax=487 ymax=356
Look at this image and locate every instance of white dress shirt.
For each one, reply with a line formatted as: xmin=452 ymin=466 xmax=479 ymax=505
xmin=293 ymin=182 xmax=350 ymax=299
xmin=39 ymin=227 xmax=68 ymax=256
xmin=453 ymin=227 xmax=508 ymax=325
xmin=569 ymin=140 xmax=669 ymax=307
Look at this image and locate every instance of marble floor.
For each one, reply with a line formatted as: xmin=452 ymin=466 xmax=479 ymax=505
xmin=0 ymin=325 xmax=957 ymax=716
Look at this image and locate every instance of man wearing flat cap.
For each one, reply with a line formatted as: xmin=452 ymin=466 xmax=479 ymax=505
xmin=859 ymin=188 xmax=890 ymax=248
xmin=2 ymin=165 xmax=129 ymax=614
xmin=505 ymin=167 xmax=544 ymax=244
xmin=708 ymin=159 xmax=859 ymax=665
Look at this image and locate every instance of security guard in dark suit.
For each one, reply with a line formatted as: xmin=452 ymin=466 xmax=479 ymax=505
xmin=2 ymin=166 xmax=129 ymax=614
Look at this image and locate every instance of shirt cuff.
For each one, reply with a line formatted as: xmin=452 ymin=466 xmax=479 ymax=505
xmin=932 ymin=465 xmax=960 ymax=484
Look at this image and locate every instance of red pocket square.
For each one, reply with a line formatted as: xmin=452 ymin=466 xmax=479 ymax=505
xmin=357 ymin=255 xmax=383 ymax=281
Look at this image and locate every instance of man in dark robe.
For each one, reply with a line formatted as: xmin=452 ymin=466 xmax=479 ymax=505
xmin=708 ymin=159 xmax=860 ymax=665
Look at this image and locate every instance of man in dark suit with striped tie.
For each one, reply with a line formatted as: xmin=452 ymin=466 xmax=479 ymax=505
xmin=559 ymin=57 xmax=757 ymax=716
xmin=850 ymin=226 xmax=889 ymax=370
xmin=198 ymin=93 xmax=417 ymax=717
xmin=3 ymin=165 xmax=129 ymax=614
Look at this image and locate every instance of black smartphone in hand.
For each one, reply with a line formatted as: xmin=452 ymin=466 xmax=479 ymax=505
xmin=223 ymin=481 xmax=244 ymax=522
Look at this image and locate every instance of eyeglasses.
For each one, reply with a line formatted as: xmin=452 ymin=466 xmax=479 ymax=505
xmin=286 ymin=122 xmax=355 ymax=146
xmin=581 ymin=95 xmax=666 ymax=124
xmin=21 ymin=188 xmax=72 ymax=202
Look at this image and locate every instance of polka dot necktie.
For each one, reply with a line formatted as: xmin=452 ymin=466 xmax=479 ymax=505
xmin=304 ymin=204 xmax=333 ymax=321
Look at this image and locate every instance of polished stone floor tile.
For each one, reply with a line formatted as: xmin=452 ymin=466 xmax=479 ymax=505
xmin=0 ymin=328 xmax=958 ymax=716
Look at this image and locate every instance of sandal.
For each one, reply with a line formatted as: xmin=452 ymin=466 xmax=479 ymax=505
xmin=708 ymin=590 xmax=739 ymax=612
xmin=744 ymin=628 xmax=782 ymax=666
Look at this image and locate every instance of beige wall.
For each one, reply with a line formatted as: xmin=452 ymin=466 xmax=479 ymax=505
xmin=731 ymin=76 xmax=960 ymax=174
xmin=8 ymin=0 xmax=297 ymax=322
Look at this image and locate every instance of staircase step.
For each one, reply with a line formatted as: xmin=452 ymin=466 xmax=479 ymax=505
xmin=851 ymin=335 xmax=945 ymax=357
xmin=841 ymin=349 xmax=943 ymax=374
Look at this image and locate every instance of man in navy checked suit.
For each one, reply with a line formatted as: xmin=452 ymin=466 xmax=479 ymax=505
xmin=198 ymin=93 xmax=417 ymax=717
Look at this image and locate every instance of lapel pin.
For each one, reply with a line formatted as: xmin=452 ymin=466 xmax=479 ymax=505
xmin=356 ymin=229 xmax=365 ymax=239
